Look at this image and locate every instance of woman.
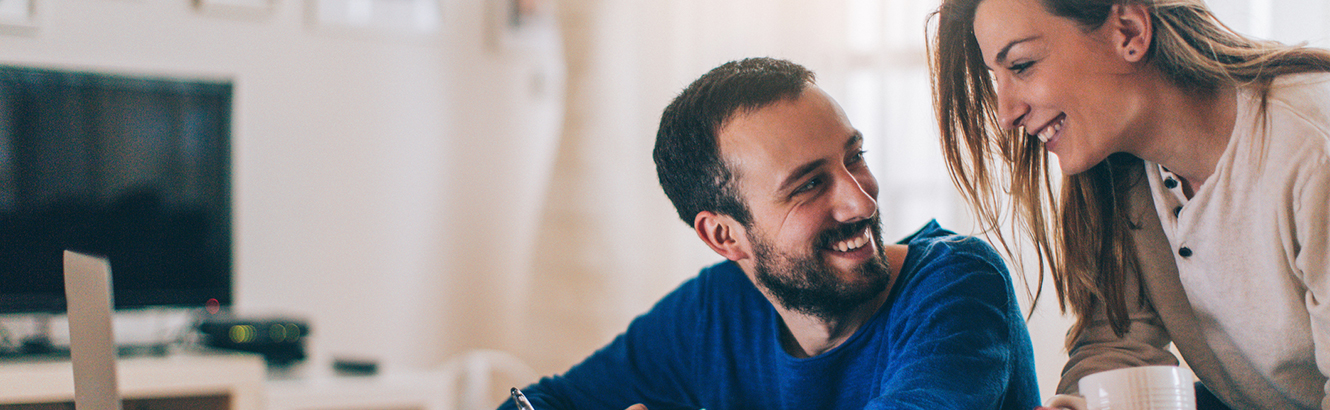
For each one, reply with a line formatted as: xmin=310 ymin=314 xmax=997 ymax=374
xmin=929 ymin=0 xmax=1330 ymax=408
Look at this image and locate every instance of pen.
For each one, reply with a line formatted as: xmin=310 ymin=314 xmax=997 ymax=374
xmin=511 ymin=387 xmax=536 ymax=410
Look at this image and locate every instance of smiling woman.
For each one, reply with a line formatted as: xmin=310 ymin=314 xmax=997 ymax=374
xmin=929 ymin=0 xmax=1330 ymax=408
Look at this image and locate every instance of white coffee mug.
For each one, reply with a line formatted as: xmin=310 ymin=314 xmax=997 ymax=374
xmin=1078 ymin=366 xmax=1195 ymax=410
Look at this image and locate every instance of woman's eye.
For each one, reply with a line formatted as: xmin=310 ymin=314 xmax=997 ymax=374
xmin=1010 ymin=61 xmax=1034 ymax=74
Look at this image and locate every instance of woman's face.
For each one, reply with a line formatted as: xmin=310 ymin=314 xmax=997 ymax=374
xmin=973 ymin=0 xmax=1149 ymax=175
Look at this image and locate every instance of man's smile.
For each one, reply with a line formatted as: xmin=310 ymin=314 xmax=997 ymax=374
xmin=830 ymin=227 xmax=873 ymax=252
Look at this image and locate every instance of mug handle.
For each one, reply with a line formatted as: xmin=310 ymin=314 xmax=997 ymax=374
xmin=1043 ymin=394 xmax=1088 ymax=410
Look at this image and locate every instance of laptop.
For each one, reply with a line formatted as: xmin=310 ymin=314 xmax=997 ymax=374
xmin=63 ymin=250 xmax=123 ymax=410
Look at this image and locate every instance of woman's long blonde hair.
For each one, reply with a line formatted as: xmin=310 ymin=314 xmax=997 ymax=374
xmin=928 ymin=0 xmax=1330 ymax=347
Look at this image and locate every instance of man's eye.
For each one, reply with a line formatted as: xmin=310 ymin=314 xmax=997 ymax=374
xmin=794 ymin=178 xmax=821 ymax=194
xmin=849 ymin=150 xmax=867 ymax=164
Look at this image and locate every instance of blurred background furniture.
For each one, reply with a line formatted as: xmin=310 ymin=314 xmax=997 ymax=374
xmin=0 ymin=351 xmax=265 ymax=410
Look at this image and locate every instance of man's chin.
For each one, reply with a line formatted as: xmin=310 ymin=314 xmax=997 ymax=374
xmin=749 ymin=226 xmax=892 ymax=319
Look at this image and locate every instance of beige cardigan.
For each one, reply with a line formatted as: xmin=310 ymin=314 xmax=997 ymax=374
xmin=1057 ymin=74 xmax=1330 ymax=410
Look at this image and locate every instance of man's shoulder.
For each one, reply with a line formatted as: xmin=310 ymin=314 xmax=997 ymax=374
xmin=669 ymin=260 xmax=757 ymax=302
xmin=897 ymin=221 xmax=1011 ymax=290
xmin=693 ymin=260 xmax=745 ymax=286
xmin=901 ymin=221 xmax=1005 ymax=269
xmin=888 ymin=223 xmax=1020 ymax=324
xmin=641 ymin=260 xmax=768 ymax=329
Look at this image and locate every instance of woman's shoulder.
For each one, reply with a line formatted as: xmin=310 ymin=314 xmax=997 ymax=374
xmin=1258 ymin=73 xmax=1330 ymax=149
xmin=1266 ymin=72 xmax=1330 ymax=121
xmin=1242 ymin=73 xmax=1330 ymax=196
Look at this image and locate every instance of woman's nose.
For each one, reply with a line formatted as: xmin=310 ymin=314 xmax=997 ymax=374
xmin=993 ymin=75 xmax=1028 ymax=131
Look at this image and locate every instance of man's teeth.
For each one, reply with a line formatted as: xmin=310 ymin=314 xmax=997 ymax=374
xmin=833 ymin=229 xmax=872 ymax=252
xmin=1036 ymin=117 xmax=1064 ymax=143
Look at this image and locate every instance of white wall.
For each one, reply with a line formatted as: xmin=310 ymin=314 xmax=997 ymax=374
xmin=0 ymin=0 xmax=562 ymax=370
xmin=10 ymin=0 xmax=1326 ymax=400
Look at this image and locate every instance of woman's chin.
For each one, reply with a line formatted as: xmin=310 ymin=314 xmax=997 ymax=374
xmin=1052 ymin=154 xmax=1098 ymax=176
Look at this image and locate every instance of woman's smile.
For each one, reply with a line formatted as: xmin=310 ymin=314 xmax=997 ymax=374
xmin=1032 ymin=113 xmax=1066 ymax=151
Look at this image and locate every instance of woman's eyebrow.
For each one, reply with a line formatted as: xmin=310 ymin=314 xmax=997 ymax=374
xmin=994 ymin=35 xmax=1041 ymax=66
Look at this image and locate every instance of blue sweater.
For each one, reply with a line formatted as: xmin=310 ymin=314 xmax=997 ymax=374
xmin=500 ymin=221 xmax=1039 ymax=410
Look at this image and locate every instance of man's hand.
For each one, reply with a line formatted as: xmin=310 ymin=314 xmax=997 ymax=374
xmin=625 ymin=404 xmax=648 ymax=410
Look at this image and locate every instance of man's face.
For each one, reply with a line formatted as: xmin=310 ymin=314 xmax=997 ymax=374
xmin=716 ymin=84 xmax=891 ymax=319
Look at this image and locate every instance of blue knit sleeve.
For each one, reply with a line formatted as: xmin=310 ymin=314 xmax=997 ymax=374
xmin=865 ymin=237 xmax=1039 ymax=410
xmin=496 ymin=273 xmax=707 ymax=410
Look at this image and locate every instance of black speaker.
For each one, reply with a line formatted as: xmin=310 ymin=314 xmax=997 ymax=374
xmin=198 ymin=316 xmax=309 ymax=365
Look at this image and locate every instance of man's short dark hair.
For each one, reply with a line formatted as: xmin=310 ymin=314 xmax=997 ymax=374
xmin=653 ymin=57 xmax=815 ymax=227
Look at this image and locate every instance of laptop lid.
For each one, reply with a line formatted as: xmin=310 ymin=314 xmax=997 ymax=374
xmin=63 ymin=250 xmax=123 ymax=410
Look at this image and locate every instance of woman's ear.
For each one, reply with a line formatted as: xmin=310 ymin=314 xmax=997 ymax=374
xmin=694 ymin=211 xmax=750 ymax=261
xmin=1111 ymin=3 xmax=1153 ymax=63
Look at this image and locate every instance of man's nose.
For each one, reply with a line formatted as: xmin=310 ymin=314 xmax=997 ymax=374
xmin=832 ymin=172 xmax=877 ymax=224
xmin=994 ymin=75 xmax=1028 ymax=132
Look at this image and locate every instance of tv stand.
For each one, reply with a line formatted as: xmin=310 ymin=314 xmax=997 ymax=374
xmin=0 ymin=348 xmax=265 ymax=410
xmin=0 ymin=342 xmax=173 ymax=361
xmin=14 ymin=313 xmax=56 ymax=355
xmin=18 ymin=336 xmax=55 ymax=356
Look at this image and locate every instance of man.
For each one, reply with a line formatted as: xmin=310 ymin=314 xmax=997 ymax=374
xmin=498 ymin=58 xmax=1039 ymax=410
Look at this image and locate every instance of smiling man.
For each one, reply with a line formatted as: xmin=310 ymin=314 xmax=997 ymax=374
xmin=497 ymin=58 xmax=1039 ymax=410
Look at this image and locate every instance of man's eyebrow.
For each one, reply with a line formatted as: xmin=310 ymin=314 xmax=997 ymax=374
xmin=846 ymin=131 xmax=863 ymax=151
xmin=993 ymin=35 xmax=1040 ymax=66
xmin=778 ymin=158 xmax=827 ymax=194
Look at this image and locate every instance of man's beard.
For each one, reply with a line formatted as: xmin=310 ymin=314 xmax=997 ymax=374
xmin=749 ymin=215 xmax=892 ymax=321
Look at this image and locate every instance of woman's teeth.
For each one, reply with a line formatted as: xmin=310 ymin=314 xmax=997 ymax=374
xmin=833 ymin=229 xmax=872 ymax=252
xmin=1036 ymin=116 xmax=1064 ymax=143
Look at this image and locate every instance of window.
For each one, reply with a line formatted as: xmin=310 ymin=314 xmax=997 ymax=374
xmin=835 ymin=0 xmax=957 ymax=239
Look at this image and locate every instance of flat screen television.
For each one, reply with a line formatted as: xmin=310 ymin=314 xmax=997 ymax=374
xmin=0 ymin=66 xmax=232 ymax=313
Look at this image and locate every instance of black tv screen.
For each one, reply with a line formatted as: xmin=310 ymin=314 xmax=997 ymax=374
xmin=0 ymin=66 xmax=232 ymax=313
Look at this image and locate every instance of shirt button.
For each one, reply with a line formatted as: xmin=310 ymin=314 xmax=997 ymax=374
xmin=1179 ymin=247 xmax=1193 ymax=257
xmin=1164 ymin=178 xmax=1179 ymax=189
xmin=1173 ymin=206 xmax=1182 ymax=218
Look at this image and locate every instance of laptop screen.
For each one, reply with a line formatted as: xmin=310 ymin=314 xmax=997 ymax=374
xmin=63 ymin=250 xmax=122 ymax=410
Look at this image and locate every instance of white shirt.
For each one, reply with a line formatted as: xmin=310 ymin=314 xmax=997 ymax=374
xmin=1145 ymin=73 xmax=1330 ymax=409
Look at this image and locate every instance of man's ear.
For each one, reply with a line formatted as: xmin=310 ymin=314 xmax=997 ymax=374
xmin=1110 ymin=3 xmax=1153 ymax=63
xmin=694 ymin=211 xmax=750 ymax=261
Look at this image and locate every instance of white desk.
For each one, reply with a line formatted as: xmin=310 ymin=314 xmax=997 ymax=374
xmin=0 ymin=351 xmax=470 ymax=410
xmin=0 ymin=351 xmax=266 ymax=410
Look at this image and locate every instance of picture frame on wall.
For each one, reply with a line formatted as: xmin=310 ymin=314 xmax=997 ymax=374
xmin=486 ymin=0 xmax=555 ymax=52
xmin=504 ymin=0 xmax=546 ymax=29
xmin=0 ymin=0 xmax=36 ymax=34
